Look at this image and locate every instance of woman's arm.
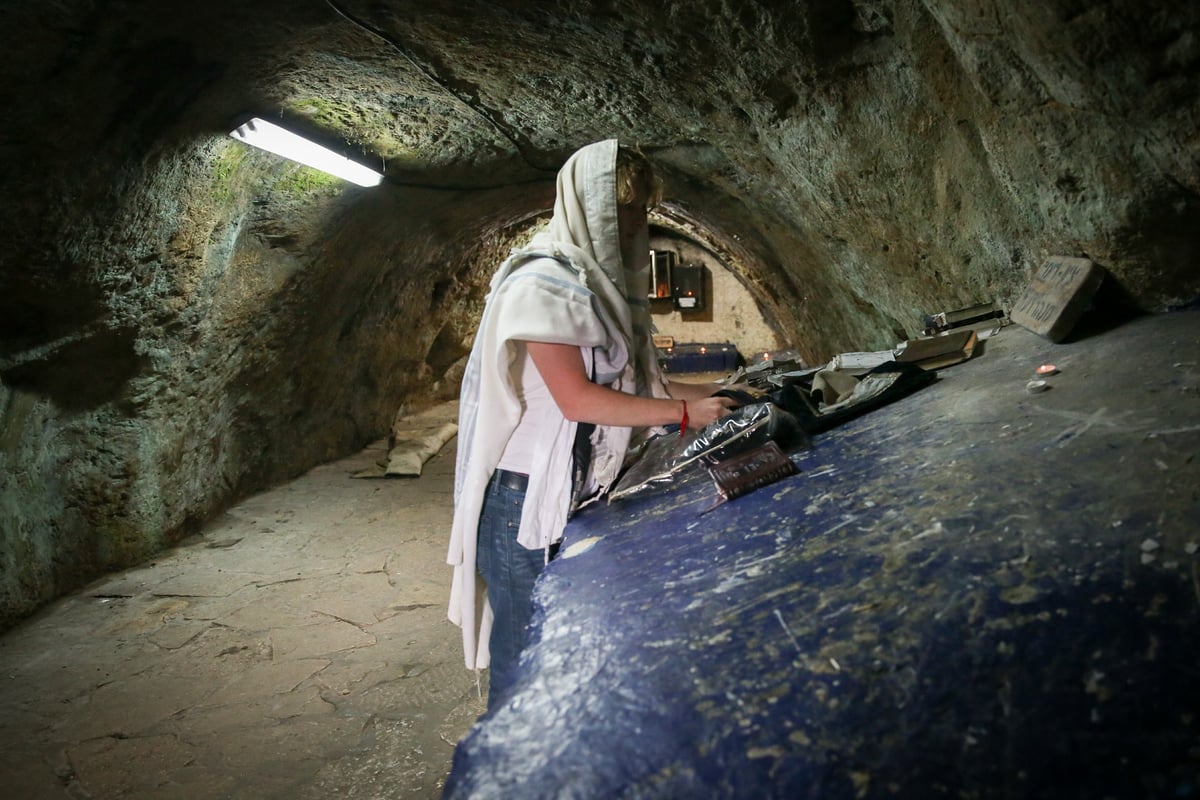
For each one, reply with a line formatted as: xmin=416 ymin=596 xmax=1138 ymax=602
xmin=526 ymin=341 xmax=734 ymax=428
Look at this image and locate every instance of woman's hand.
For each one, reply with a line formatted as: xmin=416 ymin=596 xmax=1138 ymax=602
xmin=685 ymin=394 xmax=738 ymax=428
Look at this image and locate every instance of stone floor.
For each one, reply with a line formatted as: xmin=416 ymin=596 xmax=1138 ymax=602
xmin=0 ymin=439 xmax=483 ymax=799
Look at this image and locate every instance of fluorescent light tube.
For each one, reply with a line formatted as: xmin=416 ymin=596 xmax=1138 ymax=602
xmin=229 ymin=117 xmax=383 ymax=187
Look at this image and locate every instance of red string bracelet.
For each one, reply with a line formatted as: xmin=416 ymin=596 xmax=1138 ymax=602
xmin=680 ymin=399 xmax=689 ymax=438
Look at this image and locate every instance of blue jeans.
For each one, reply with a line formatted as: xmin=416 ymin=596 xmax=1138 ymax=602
xmin=476 ymin=471 xmax=545 ymax=711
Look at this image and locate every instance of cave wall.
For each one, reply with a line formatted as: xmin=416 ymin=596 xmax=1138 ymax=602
xmin=1 ymin=0 xmax=1197 ymax=626
xmin=0 ymin=133 xmax=545 ymax=626
xmin=645 ymin=0 xmax=1200 ymax=353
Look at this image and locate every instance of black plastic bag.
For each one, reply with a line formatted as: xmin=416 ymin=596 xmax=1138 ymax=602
xmin=773 ymin=361 xmax=938 ymax=434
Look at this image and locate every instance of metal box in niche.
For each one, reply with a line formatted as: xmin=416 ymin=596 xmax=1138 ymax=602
xmin=673 ymin=264 xmax=706 ymax=311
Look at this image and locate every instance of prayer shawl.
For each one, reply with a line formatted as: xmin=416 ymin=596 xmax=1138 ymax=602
xmin=446 ymin=139 xmax=670 ymax=670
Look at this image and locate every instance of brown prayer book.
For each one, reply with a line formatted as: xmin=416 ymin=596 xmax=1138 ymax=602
xmin=894 ymin=329 xmax=978 ymax=370
xmin=708 ymin=441 xmax=799 ymax=501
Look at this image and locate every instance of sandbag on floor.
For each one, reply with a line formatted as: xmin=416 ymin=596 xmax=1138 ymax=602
xmin=353 ymin=400 xmax=459 ymax=478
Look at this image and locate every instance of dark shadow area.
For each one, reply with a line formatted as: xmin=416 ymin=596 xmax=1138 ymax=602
xmin=1061 ymin=275 xmax=1148 ymax=343
xmin=0 ymin=276 xmax=110 ymax=357
xmin=0 ymin=327 xmax=146 ymax=412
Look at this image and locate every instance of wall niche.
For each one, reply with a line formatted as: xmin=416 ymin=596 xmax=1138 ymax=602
xmin=647 ymin=230 xmax=783 ymax=359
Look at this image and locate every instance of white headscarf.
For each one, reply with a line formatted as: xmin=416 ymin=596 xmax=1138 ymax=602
xmin=532 ymin=139 xmax=661 ymax=395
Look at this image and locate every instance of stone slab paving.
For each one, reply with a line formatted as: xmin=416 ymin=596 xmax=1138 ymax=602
xmin=0 ymin=439 xmax=483 ymax=799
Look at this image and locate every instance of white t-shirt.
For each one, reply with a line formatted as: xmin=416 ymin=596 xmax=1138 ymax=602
xmin=497 ymin=343 xmax=559 ymax=474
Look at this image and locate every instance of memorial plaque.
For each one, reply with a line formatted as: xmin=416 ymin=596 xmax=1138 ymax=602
xmin=1010 ymin=256 xmax=1106 ymax=342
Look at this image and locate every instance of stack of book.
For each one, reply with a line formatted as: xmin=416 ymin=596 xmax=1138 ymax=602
xmin=826 ymin=327 xmax=978 ymax=374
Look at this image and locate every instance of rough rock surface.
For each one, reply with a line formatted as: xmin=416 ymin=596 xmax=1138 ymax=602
xmin=2 ymin=0 xmax=1198 ymax=622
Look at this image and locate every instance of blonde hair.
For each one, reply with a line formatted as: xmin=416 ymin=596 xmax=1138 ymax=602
xmin=615 ymin=146 xmax=663 ymax=210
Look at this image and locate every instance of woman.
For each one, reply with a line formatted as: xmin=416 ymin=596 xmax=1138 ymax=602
xmin=446 ymin=139 xmax=735 ymax=708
